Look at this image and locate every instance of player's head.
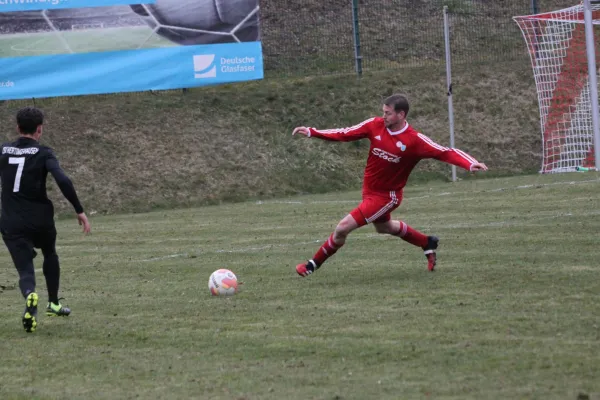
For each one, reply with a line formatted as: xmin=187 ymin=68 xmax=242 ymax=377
xmin=16 ymin=107 xmax=44 ymax=139
xmin=382 ymin=94 xmax=409 ymax=129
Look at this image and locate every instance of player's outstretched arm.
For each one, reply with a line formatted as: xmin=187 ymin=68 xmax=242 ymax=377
xmin=469 ymin=162 xmax=488 ymax=171
xmin=416 ymin=133 xmax=488 ymax=172
xmin=292 ymin=127 xmax=311 ymax=137
xmin=292 ymin=118 xmax=374 ymax=142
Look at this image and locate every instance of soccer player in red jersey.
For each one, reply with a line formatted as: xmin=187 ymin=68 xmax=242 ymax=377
xmin=292 ymin=94 xmax=488 ymax=276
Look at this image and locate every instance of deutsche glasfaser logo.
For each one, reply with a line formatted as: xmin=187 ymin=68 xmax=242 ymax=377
xmin=193 ymin=54 xmax=217 ymax=79
xmin=193 ymin=55 xmax=258 ymax=79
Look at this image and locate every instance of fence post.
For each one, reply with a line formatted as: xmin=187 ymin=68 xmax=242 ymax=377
xmin=531 ymin=0 xmax=539 ymax=14
xmin=351 ymin=0 xmax=363 ymax=77
xmin=443 ymin=5 xmax=457 ymax=182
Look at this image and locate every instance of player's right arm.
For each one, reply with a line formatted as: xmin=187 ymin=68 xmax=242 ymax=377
xmin=45 ymin=150 xmax=91 ymax=234
xmin=292 ymin=118 xmax=375 ymax=142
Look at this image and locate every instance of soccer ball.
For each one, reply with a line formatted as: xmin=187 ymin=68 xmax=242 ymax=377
xmin=130 ymin=0 xmax=260 ymax=45
xmin=208 ymin=269 xmax=238 ymax=296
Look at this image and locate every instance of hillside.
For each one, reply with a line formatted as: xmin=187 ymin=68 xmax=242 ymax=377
xmin=0 ymin=62 xmax=542 ymax=215
xmin=0 ymin=0 xmax=581 ymax=215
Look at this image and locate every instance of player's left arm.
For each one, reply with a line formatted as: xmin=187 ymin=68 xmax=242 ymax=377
xmin=45 ymin=150 xmax=91 ymax=233
xmin=415 ymin=133 xmax=488 ymax=171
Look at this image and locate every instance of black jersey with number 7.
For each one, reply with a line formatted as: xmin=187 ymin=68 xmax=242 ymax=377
xmin=0 ymin=137 xmax=83 ymax=232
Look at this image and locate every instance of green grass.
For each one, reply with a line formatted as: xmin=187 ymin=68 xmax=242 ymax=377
xmin=1 ymin=172 xmax=599 ymax=399
xmin=0 ymin=27 xmax=174 ymax=57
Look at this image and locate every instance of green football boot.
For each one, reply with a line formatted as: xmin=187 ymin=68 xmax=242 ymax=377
xmin=46 ymin=299 xmax=71 ymax=317
xmin=23 ymin=292 xmax=38 ymax=333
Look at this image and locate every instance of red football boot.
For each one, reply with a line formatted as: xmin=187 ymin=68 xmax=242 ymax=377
xmin=423 ymin=236 xmax=439 ymax=271
xmin=296 ymin=260 xmax=317 ymax=277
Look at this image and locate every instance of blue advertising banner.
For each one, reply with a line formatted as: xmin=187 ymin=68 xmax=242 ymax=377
xmin=0 ymin=42 xmax=263 ymax=99
xmin=0 ymin=0 xmax=155 ymax=13
xmin=0 ymin=0 xmax=262 ymax=100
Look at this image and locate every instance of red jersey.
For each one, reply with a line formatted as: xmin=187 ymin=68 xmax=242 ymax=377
xmin=308 ymin=117 xmax=479 ymax=195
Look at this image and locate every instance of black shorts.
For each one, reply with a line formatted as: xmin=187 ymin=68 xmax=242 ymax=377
xmin=1 ymin=226 xmax=57 ymax=266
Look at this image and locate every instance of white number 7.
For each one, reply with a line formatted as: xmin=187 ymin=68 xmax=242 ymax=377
xmin=9 ymin=157 xmax=25 ymax=192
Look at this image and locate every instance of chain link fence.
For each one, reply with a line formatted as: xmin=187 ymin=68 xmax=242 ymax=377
xmin=261 ymin=0 xmax=575 ymax=78
xmin=0 ymin=1 xmax=578 ymax=103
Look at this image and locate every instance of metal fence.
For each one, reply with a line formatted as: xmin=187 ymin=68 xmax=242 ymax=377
xmin=260 ymin=0 xmax=575 ymax=78
xmin=0 ymin=1 xmax=578 ymax=103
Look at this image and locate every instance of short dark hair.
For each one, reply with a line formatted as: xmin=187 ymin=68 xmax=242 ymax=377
xmin=383 ymin=94 xmax=409 ymax=117
xmin=16 ymin=107 xmax=44 ymax=134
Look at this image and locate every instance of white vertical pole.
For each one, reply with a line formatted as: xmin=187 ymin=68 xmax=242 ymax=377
xmin=583 ymin=0 xmax=600 ymax=171
xmin=444 ymin=6 xmax=457 ymax=182
xmin=351 ymin=0 xmax=363 ymax=77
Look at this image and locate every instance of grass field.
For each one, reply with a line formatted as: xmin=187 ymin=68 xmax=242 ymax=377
xmin=0 ymin=172 xmax=599 ymax=399
xmin=0 ymin=27 xmax=174 ymax=57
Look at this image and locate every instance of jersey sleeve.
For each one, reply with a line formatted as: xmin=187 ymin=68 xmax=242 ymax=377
xmin=415 ymin=133 xmax=479 ymax=171
xmin=45 ymin=150 xmax=84 ymax=214
xmin=307 ymin=118 xmax=375 ymax=142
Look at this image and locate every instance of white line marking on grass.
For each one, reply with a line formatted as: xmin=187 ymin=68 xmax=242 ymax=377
xmin=139 ymin=253 xmax=188 ymax=262
xmin=254 ymin=178 xmax=600 ymax=205
xmin=137 ymin=240 xmax=323 ymax=262
xmin=255 ymin=200 xmax=358 ymax=205
xmin=487 ymin=178 xmax=600 ymax=192
xmin=133 ymin=210 xmax=600 ymax=263
xmin=420 ymin=210 xmax=600 ymax=230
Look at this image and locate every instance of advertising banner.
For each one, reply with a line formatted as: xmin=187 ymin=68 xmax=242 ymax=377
xmin=0 ymin=0 xmax=262 ymax=100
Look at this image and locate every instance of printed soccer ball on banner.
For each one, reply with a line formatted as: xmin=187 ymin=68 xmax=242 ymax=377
xmin=130 ymin=0 xmax=260 ymax=45
xmin=208 ymin=269 xmax=239 ymax=296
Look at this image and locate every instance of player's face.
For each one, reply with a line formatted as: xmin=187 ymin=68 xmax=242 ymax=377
xmin=382 ymin=105 xmax=405 ymax=129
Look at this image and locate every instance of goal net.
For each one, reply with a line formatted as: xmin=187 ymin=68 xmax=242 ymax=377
xmin=514 ymin=2 xmax=600 ymax=173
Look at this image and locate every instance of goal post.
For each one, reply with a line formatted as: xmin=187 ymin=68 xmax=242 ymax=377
xmin=514 ymin=0 xmax=600 ymax=173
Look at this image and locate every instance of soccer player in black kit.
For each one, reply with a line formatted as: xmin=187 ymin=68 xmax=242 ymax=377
xmin=0 ymin=107 xmax=91 ymax=333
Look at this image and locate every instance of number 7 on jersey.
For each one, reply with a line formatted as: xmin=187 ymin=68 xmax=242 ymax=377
xmin=9 ymin=157 xmax=25 ymax=192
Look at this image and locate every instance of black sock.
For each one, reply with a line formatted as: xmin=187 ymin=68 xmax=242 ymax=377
xmin=16 ymin=262 xmax=36 ymax=298
xmin=42 ymin=252 xmax=60 ymax=304
xmin=307 ymin=260 xmax=318 ymax=272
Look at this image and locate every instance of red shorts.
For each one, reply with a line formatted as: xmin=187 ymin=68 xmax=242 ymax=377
xmin=350 ymin=190 xmax=403 ymax=227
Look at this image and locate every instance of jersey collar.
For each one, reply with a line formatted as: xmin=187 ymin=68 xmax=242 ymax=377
xmin=387 ymin=121 xmax=410 ymax=136
xmin=17 ymin=136 xmax=38 ymax=143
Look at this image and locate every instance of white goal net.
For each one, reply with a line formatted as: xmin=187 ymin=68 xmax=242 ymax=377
xmin=514 ymin=2 xmax=600 ymax=173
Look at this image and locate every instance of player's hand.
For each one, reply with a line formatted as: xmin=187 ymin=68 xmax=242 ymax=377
xmin=470 ymin=162 xmax=488 ymax=172
xmin=292 ymin=126 xmax=310 ymax=137
xmin=77 ymin=212 xmax=91 ymax=234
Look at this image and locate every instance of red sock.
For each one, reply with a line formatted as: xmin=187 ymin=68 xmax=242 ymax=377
xmin=395 ymin=221 xmax=428 ymax=248
xmin=312 ymin=233 xmax=344 ymax=266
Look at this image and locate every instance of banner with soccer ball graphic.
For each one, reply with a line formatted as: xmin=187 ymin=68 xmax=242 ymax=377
xmin=0 ymin=0 xmax=263 ymax=100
